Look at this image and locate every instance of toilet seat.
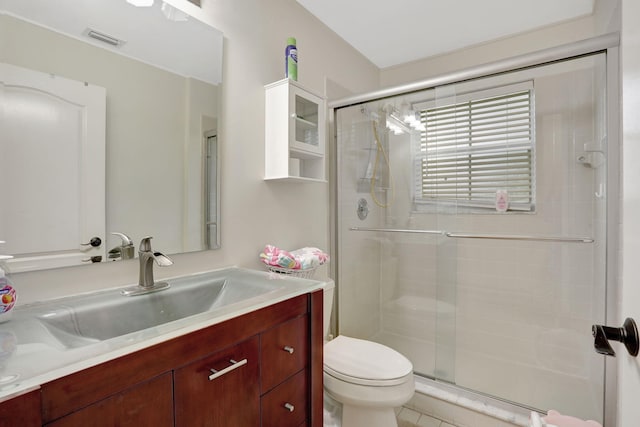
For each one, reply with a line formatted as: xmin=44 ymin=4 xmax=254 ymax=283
xmin=324 ymin=336 xmax=413 ymax=387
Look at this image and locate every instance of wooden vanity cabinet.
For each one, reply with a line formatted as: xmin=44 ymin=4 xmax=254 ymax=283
xmin=37 ymin=290 xmax=323 ymax=427
xmin=0 ymin=388 xmax=41 ymax=427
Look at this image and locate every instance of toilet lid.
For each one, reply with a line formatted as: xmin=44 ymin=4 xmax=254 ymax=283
xmin=324 ymin=336 xmax=413 ymax=386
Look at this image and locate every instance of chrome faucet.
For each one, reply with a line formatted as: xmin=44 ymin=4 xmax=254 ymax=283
xmin=108 ymin=232 xmax=135 ymax=261
xmin=121 ymin=236 xmax=173 ymax=296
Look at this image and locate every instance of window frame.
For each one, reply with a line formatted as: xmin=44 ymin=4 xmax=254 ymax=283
xmin=412 ymin=81 xmax=536 ymax=213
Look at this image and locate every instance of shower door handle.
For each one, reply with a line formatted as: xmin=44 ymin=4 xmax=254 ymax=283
xmin=592 ymin=318 xmax=639 ymax=357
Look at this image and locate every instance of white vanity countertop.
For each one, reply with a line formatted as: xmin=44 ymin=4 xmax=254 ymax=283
xmin=0 ymin=267 xmax=327 ymax=402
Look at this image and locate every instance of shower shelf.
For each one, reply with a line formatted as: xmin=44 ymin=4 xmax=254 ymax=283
xmin=349 ymin=227 xmax=594 ymax=243
xmin=291 ymin=146 xmax=322 ymax=159
xmin=295 ymin=116 xmax=317 ymax=128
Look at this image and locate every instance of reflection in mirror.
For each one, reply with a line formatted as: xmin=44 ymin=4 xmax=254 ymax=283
xmin=204 ymin=132 xmax=220 ymax=250
xmin=0 ymin=0 xmax=223 ymax=272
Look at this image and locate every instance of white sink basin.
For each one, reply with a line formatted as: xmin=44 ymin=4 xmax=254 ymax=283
xmin=31 ymin=268 xmax=286 ymax=348
xmin=0 ymin=267 xmax=322 ymax=400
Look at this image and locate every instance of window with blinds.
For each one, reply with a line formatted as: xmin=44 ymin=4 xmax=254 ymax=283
xmin=415 ymin=82 xmax=535 ymax=211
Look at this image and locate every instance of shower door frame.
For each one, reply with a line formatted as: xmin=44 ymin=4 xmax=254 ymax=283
xmin=329 ymin=33 xmax=621 ymax=426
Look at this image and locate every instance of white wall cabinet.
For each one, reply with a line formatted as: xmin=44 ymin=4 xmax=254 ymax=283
xmin=265 ymin=79 xmax=326 ymax=182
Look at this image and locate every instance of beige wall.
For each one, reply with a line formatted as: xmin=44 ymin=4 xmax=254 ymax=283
xmin=203 ymin=0 xmax=379 ymax=272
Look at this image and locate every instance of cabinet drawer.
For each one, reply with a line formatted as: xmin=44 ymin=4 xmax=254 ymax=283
xmin=46 ymin=373 xmax=173 ymax=427
xmin=261 ymin=315 xmax=308 ymax=393
xmin=261 ymin=370 xmax=307 ymax=427
xmin=175 ymin=336 xmax=260 ymax=427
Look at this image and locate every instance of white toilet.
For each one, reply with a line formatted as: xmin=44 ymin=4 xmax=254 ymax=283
xmin=322 ymin=280 xmax=415 ymax=427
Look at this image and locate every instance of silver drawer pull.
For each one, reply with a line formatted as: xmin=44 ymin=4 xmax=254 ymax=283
xmin=284 ymin=403 xmax=295 ymax=412
xmin=208 ymin=358 xmax=248 ymax=381
xmin=283 ymin=346 xmax=295 ymax=354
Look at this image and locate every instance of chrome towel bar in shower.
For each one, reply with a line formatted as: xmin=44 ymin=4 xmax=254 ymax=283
xmin=349 ymin=227 xmax=444 ymax=235
xmin=348 ymin=227 xmax=594 ymax=243
xmin=444 ymin=232 xmax=594 ymax=243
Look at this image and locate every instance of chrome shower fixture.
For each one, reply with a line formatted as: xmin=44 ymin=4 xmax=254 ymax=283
xmin=357 ymin=198 xmax=369 ymax=220
xmin=383 ymin=103 xmax=425 ymax=135
xmin=386 ymin=111 xmax=410 ymax=135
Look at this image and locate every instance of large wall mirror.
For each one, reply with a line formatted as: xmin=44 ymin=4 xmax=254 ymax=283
xmin=0 ymin=0 xmax=223 ymax=272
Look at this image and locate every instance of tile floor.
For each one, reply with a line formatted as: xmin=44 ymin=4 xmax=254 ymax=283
xmin=399 ymin=386 xmax=526 ymax=427
xmin=396 ymin=407 xmax=458 ymax=427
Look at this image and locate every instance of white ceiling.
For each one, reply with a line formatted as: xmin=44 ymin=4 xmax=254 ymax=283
xmin=0 ymin=0 xmax=223 ymax=84
xmin=296 ymin=0 xmax=595 ymax=69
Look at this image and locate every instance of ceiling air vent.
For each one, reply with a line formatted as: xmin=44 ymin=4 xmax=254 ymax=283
xmin=84 ymin=29 xmax=125 ymax=47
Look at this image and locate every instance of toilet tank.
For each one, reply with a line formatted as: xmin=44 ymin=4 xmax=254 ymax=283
xmin=321 ymin=279 xmax=335 ymax=339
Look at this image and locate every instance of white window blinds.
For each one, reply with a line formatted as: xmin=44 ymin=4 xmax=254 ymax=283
xmin=415 ymin=82 xmax=535 ymax=211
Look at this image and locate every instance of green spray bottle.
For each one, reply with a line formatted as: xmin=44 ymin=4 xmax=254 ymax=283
xmin=285 ymin=37 xmax=297 ymax=81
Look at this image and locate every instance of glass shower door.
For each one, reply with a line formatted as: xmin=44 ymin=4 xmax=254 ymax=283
xmin=335 ymin=51 xmax=609 ymax=422
xmin=432 ymin=53 xmax=608 ymax=420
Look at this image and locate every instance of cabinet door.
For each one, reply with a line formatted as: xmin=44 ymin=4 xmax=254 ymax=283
xmin=45 ymin=373 xmax=173 ymax=427
xmin=261 ymin=315 xmax=308 ymax=393
xmin=289 ymin=85 xmax=324 ymax=157
xmin=0 ymin=389 xmax=41 ymax=427
xmin=175 ymin=336 xmax=260 ymax=426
